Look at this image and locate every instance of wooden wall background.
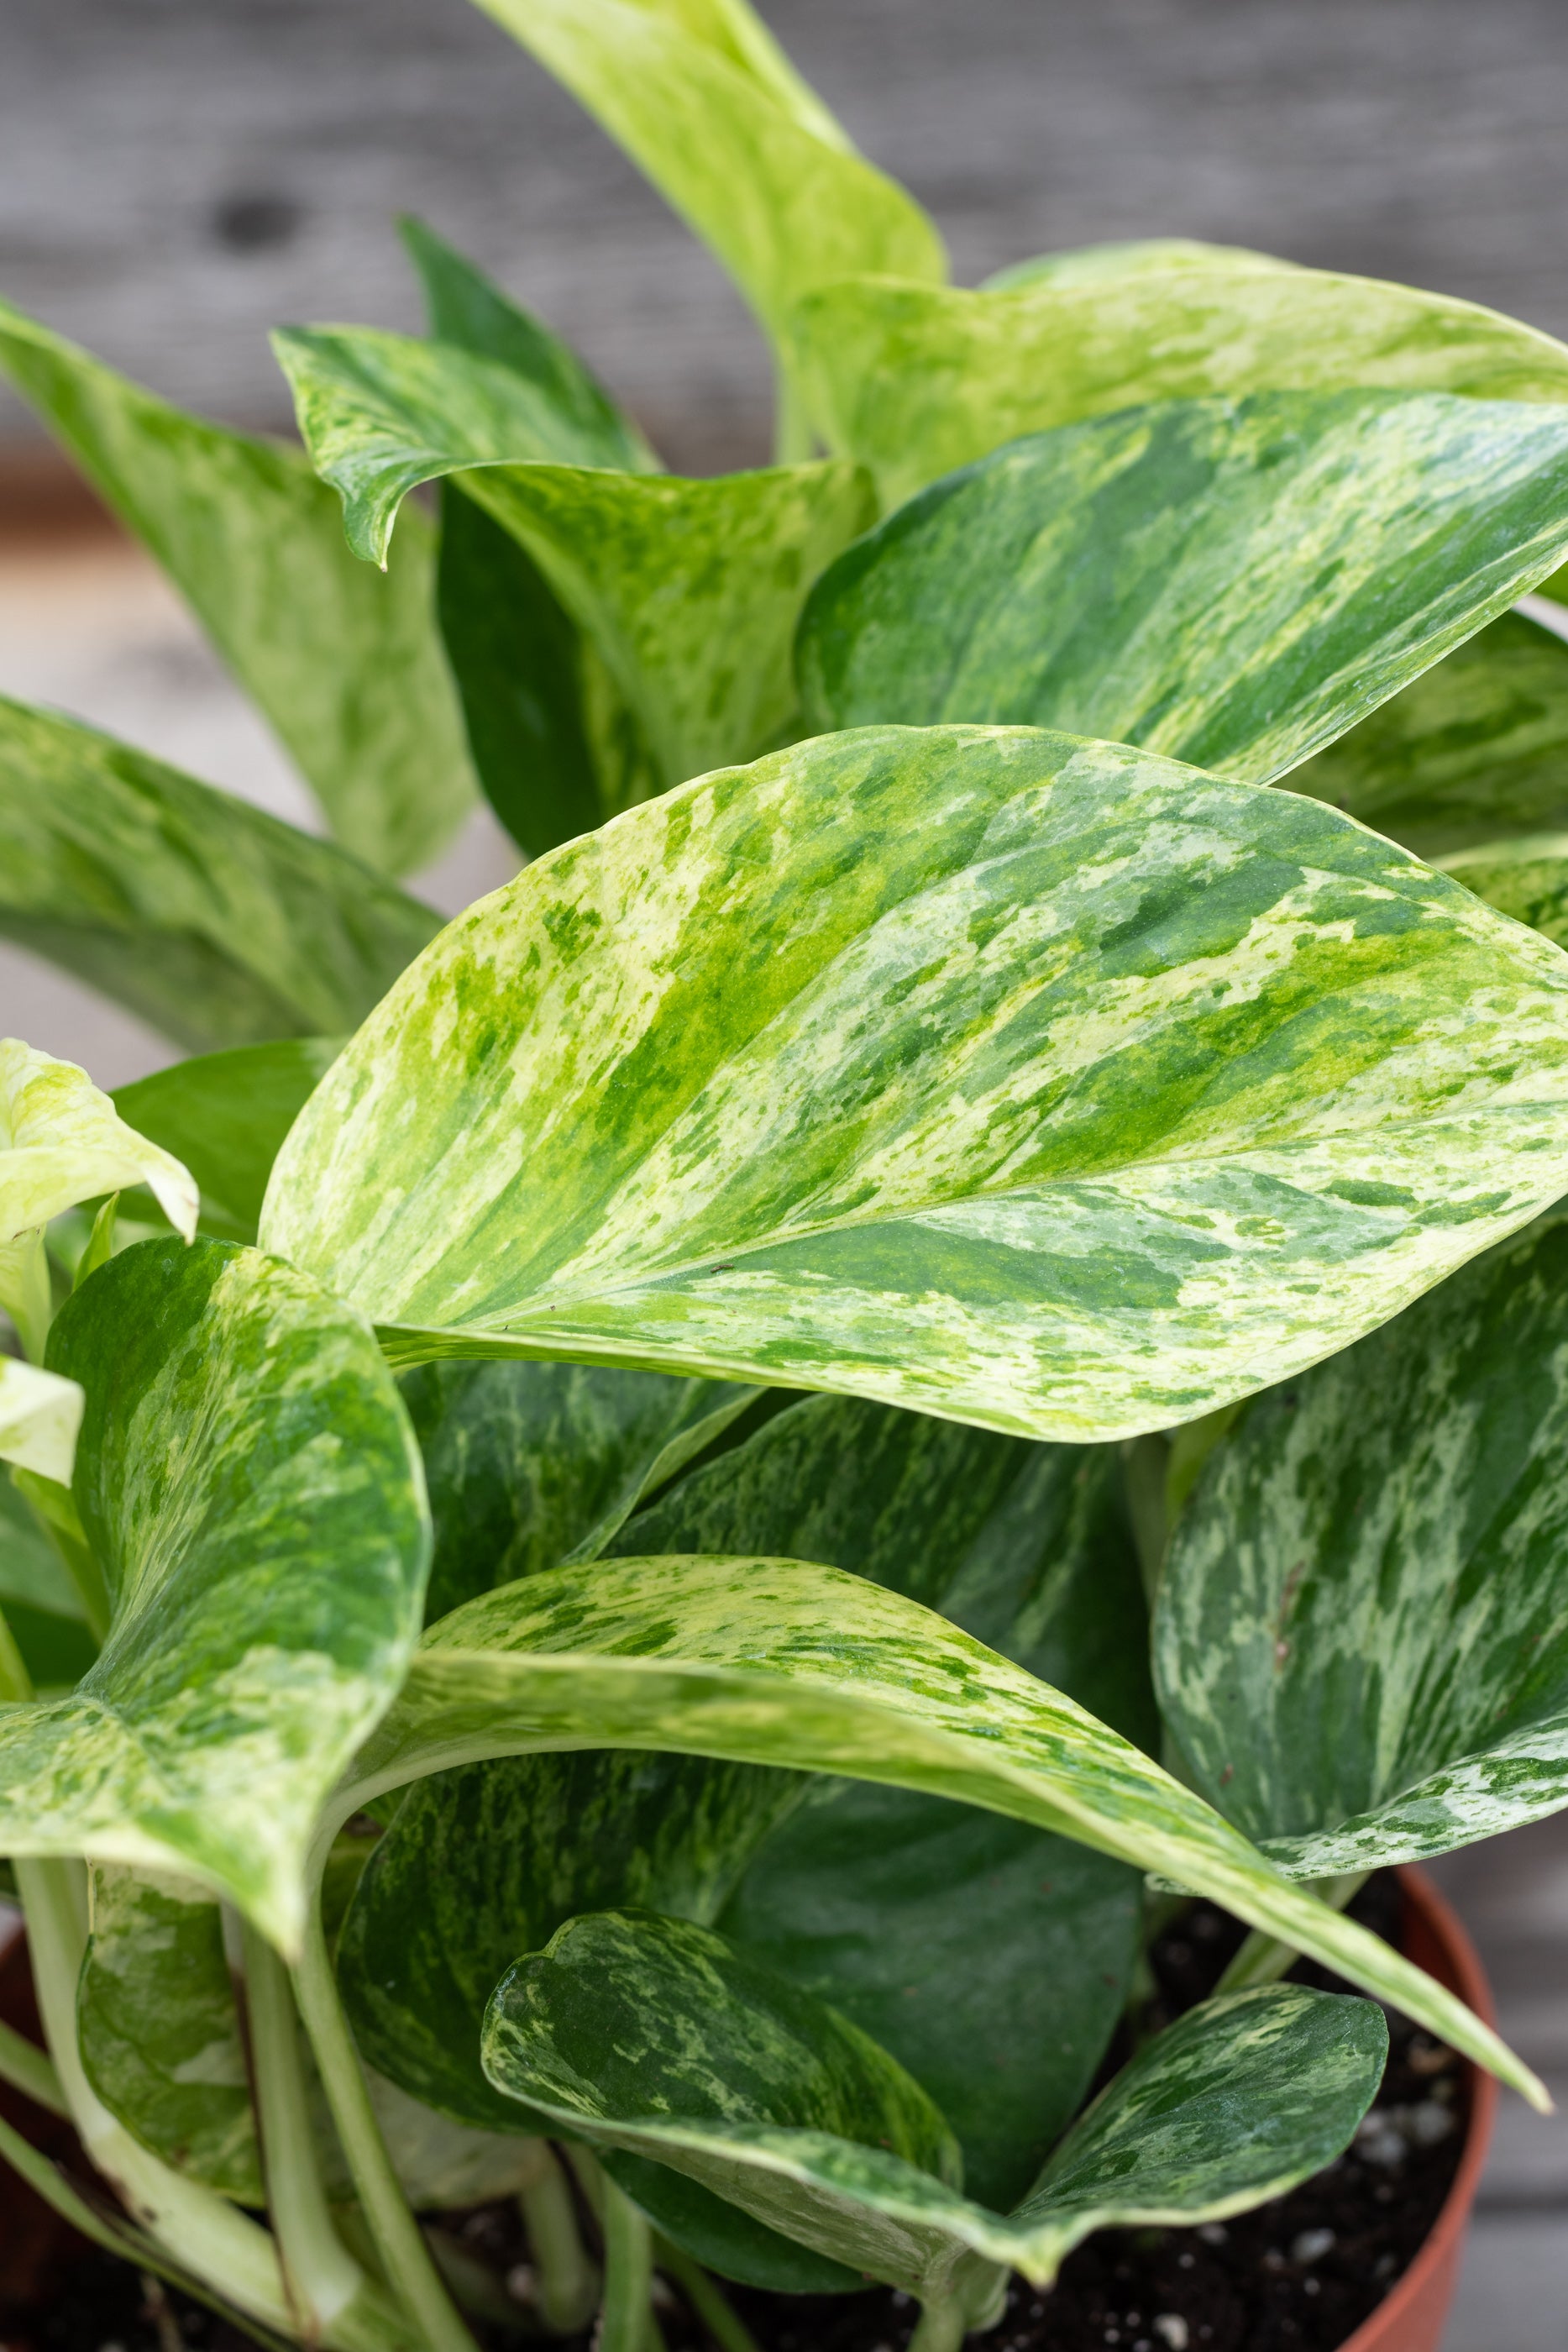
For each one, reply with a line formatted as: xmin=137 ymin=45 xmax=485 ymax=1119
xmin=5 ymin=0 xmax=1568 ymax=474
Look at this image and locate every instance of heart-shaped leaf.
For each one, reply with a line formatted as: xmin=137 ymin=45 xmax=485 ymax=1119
xmin=1287 ymin=608 xmax=1568 ymax=859
xmin=799 ymin=391 xmax=1568 ymax=786
xmin=401 ymin=218 xmax=658 ymax=856
xmin=482 ymin=1909 xmax=1385 ymax=2296
xmin=0 ymin=298 xmax=475 ymax=878
xmin=1 ymin=1041 xmax=197 ymax=1362
xmin=1156 ymin=1200 xmax=1568 ymax=1877
xmin=337 ymin=1551 xmax=1541 ymax=2097
xmin=792 ymin=264 xmax=1568 ymax=510
xmin=110 ymin=1042 xmax=339 ymax=1246
xmin=0 ymin=700 xmax=439 ymax=1053
xmin=0 ymin=1239 xmax=428 ymax=1949
xmin=467 ymin=0 xmax=943 ymax=438
xmin=274 ymin=324 xmax=873 ymax=790
xmin=263 ymin=724 xmax=1568 ymax=1445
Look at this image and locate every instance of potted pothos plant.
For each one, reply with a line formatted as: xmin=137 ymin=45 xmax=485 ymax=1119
xmin=5 ymin=4 xmax=1568 ymax=2349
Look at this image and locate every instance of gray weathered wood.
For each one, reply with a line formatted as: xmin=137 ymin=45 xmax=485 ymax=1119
xmin=5 ymin=1 xmax=1568 ymax=472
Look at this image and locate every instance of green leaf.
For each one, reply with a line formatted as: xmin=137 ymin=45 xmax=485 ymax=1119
xmin=274 ymin=324 xmax=873 ymax=790
xmin=0 ymin=1471 xmax=95 ymax=1687
xmin=399 ymin=218 xmax=660 ymax=858
xmin=1439 ymin=834 xmax=1568 ymax=950
xmin=482 ymin=1910 xmax=1385 ymax=2293
xmin=263 ymin=723 xmax=1568 ymax=1446
xmin=792 ymin=263 xmax=1568 ymax=510
xmin=0 ymin=297 xmax=475 ymax=878
xmin=1 ymin=1039 xmax=197 ymax=1363
xmin=0 ymin=1238 xmax=428 ymax=1949
xmin=338 ymin=1751 xmax=800 ymax=2133
xmin=1155 ymin=1199 xmax=1568 ymax=1876
xmin=0 ymin=700 xmax=440 ymax=1054
xmin=338 ymin=1551 xmax=1544 ymax=2099
xmin=982 ymin=239 xmax=1308 ymax=294
xmin=1288 ymin=608 xmax=1568 ymax=859
xmin=403 ymin=1360 xmax=761 ymax=1625
xmin=111 ymin=1042 xmax=339 ymax=1247
xmin=400 ymin=217 xmax=659 ymax=473
xmin=468 ymin=0 xmax=944 ymax=426
xmin=80 ymin=1864 xmax=264 ymax=2202
xmin=799 ymin=391 xmax=1568 ymax=787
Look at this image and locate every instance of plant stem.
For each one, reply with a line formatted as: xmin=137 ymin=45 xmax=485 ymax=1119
xmin=291 ymin=1901 xmax=477 ymax=2352
xmin=653 ymin=2238 xmax=761 ymax=2352
xmin=240 ymin=1916 xmax=384 ymax=2339
xmin=598 ymin=2175 xmax=654 ymax=2352
xmin=1120 ymin=1431 xmax=1172 ymax=1607
xmin=0 ymin=1598 xmax=32 ymax=1705
xmin=10 ymin=1471 xmax=112 ymax=1642
xmin=1216 ymin=1871 xmax=1371 ymax=1992
xmin=908 ymin=2291 xmax=968 ymax=2352
xmin=0 ymin=2009 xmax=66 ymax=2113
xmin=515 ymin=2139 xmax=598 ymax=2333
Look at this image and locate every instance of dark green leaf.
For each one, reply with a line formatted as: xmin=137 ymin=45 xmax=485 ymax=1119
xmin=1156 ymin=1200 xmax=1568 ymax=1875
xmin=798 ymin=392 xmax=1568 ymax=787
xmin=0 ymin=1473 xmax=94 ymax=1688
xmin=0 ymin=700 xmax=439 ymax=1053
xmin=0 ymin=1239 xmax=429 ymax=1947
xmin=112 ymin=1041 xmax=339 ymax=1245
xmin=402 ymin=1359 xmax=761 ymax=1624
xmin=262 ymin=724 xmax=1568 ymax=1445
xmin=0 ymin=297 xmax=475 ymax=877
xmin=793 ymin=263 xmax=1568 ymax=510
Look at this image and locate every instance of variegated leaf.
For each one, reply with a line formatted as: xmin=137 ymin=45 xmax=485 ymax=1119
xmin=0 ymin=1239 xmax=428 ymax=1949
xmin=982 ymin=239 xmax=1307 ymax=294
xmin=401 ymin=217 xmax=658 ymax=856
xmin=336 ymin=1551 xmax=1541 ymax=2098
xmin=791 ymin=263 xmax=1568 ymax=510
xmin=1 ymin=1041 xmax=197 ymax=1364
xmin=1440 ymin=834 xmax=1568 ymax=952
xmin=0 ymin=699 xmax=439 ymax=1053
xmin=1156 ymin=1200 xmax=1568 ymax=1877
xmin=264 ymin=724 xmax=1568 ymax=1446
xmin=799 ymin=391 xmax=1568 ymax=787
xmin=112 ymin=1041 xmax=340 ymax=1247
xmin=0 ymin=297 xmax=475 ymax=878
xmin=274 ymin=324 xmax=873 ymax=791
xmin=80 ymin=1865 xmax=263 ymax=2202
xmin=403 ymin=1360 xmax=760 ymax=1625
xmin=467 ymin=0 xmax=943 ymax=444
xmin=482 ymin=1910 xmax=1385 ymax=2296
xmin=1288 ymin=608 xmax=1568 ymax=859
xmin=0 ymin=1359 xmax=85 ymax=1486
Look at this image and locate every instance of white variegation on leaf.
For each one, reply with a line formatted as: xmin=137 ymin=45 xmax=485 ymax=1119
xmin=264 ymin=725 xmax=1568 ymax=1446
xmin=0 ymin=1358 xmax=86 ymax=1486
xmin=0 ymin=1041 xmax=197 ymax=1363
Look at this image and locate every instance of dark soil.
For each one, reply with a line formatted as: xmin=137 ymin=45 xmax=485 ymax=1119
xmin=0 ymin=1877 xmax=1467 ymax=2352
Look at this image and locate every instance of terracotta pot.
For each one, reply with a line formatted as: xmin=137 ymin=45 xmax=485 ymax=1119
xmin=1337 ymin=1866 xmax=1497 ymax=2352
xmin=0 ymin=1871 xmax=1498 ymax=2347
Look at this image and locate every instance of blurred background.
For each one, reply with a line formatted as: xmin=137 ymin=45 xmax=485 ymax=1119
xmin=4 ymin=16 xmax=1568 ymax=2340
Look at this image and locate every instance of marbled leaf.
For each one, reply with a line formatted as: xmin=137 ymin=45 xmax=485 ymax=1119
xmin=403 ymin=1359 xmax=760 ymax=1625
xmin=799 ymin=392 xmax=1568 ymax=787
xmin=263 ymin=724 xmax=1568 ymax=1446
xmin=0 ymin=699 xmax=439 ymax=1054
xmin=483 ymin=1911 xmax=1384 ymax=2295
xmin=0 ymin=297 xmax=475 ymax=878
xmin=79 ymin=1865 xmax=263 ymax=2202
xmin=1440 ymin=834 xmax=1568 ymax=952
xmin=467 ymin=0 xmax=943 ymax=428
xmin=792 ymin=263 xmax=1568 ymax=510
xmin=1288 ymin=608 xmax=1568 ymax=858
xmin=337 ymin=1551 xmax=1541 ymax=2097
xmin=1156 ymin=1200 xmax=1568 ymax=1876
xmin=111 ymin=1041 xmax=339 ymax=1247
xmin=0 ymin=1239 xmax=428 ymax=1949
xmin=982 ymin=239 xmax=1306 ymax=294
xmin=1 ymin=1040 xmax=197 ymax=1363
xmin=274 ymin=323 xmax=872 ymax=790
